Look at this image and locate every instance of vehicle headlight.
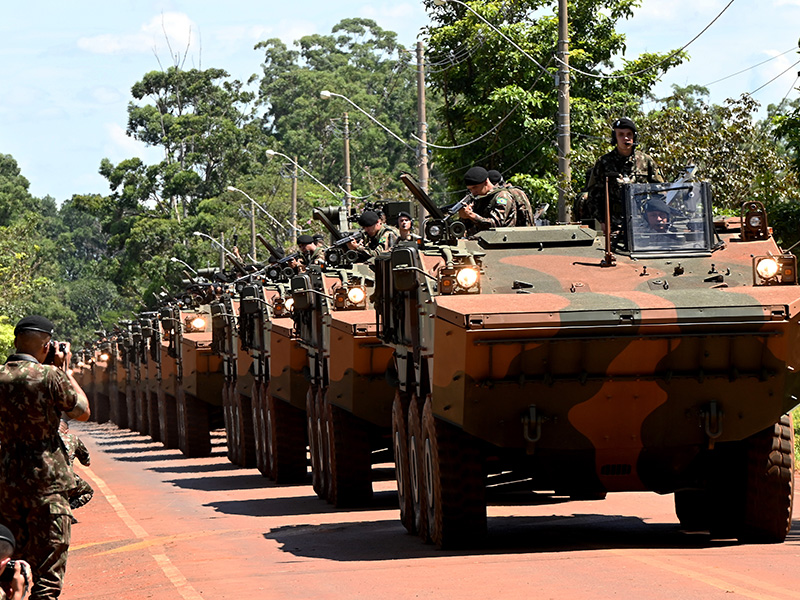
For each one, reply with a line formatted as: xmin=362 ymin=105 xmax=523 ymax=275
xmin=756 ymin=258 xmax=779 ymax=280
xmin=347 ymin=286 xmax=366 ymax=304
xmin=749 ymin=215 xmax=763 ymax=228
xmin=429 ymin=224 xmax=442 ymax=238
xmin=100 ymin=353 xmax=110 ymax=361
xmin=456 ymin=267 xmax=479 ymax=289
xmin=284 ymin=297 xmax=295 ymax=311
xmin=190 ymin=317 xmax=206 ymax=330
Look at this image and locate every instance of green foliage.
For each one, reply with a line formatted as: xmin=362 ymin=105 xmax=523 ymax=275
xmin=422 ymin=0 xmax=685 ymax=198
xmin=0 ymin=316 xmax=14 ymax=363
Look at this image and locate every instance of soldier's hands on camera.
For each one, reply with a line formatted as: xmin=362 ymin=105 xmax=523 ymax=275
xmin=45 ymin=340 xmax=70 ymax=370
xmin=0 ymin=559 xmax=32 ymax=600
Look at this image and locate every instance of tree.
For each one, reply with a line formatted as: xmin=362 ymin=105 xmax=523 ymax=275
xmin=422 ymin=0 xmax=686 ymax=206
xmin=256 ymin=18 xmax=425 ymax=199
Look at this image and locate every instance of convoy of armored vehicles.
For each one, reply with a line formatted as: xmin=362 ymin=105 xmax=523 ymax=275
xmin=73 ymin=172 xmax=798 ymax=549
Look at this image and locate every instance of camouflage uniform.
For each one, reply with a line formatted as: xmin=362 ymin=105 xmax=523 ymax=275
xmin=356 ymin=225 xmax=398 ymax=260
xmin=0 ymin=358 xmax=81 ymax=599
xmin=299 ymin=245 xmax=326 ymax=268
xmin=502 ymin=183 xmax=534 ymax=226
xmin=465 ymin=188 xmax=519 ymax=232
xmin=585 ymin=148 xmax=664 ymax=226
xmin=59 ymin=431 xmax=93 ymax=511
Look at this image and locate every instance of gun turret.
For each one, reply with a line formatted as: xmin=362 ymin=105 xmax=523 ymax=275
xmin=400 ymin=173 xmax=446 ymax=220
xmin=257 ymin=234 xmax=285 ymax=263
xmin=313 ymin=207 xmax=348 ymax=242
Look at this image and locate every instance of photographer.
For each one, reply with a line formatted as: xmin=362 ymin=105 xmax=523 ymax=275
xmin=0 ymin=316 xmax=90 ymax=600
xmin=0 ymin=524 xmax=32 ymax=600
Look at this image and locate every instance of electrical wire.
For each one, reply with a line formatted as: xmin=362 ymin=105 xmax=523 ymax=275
xmin=554 ymin=0 xmax=736 ymax=81
xmin=704 ymin=46 xmax=798 ymax=87
xmin=748 ymin=58 xmax=800 ymax=97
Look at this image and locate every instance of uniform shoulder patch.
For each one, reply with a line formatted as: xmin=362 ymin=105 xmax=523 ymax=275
xmin=495 ymin=195 xmax=508 ymax=206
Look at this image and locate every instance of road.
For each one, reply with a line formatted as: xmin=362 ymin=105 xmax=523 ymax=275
xmin=63 ymin=420 xmax=800 ymax=600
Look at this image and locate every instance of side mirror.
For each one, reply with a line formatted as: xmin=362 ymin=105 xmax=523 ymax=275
xmin=391 ymin=247 xmax=419 ymax=292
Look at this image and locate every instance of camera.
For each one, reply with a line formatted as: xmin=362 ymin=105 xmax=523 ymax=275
xmin=0 ymin=560 xmax=16 ymax=582
xmin=44 ymin=341 xmax=68 ymax=365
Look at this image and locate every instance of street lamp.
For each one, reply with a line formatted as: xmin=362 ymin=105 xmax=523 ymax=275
xmin=226 ymin=185 xmax=289 ymax=252
xmin=226 ymin=185 xmax=257 ymax=261
xmin=192 ymin=231 xmax=240 ymax=268
xmin=169 ymin=257 xmax=197 ymax=276
xmin=265 ymin=150 xmax=341 ymax=234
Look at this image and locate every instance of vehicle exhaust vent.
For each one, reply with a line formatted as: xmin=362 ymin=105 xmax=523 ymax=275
xmin=600 ymin=463 xmax=632 ymax=476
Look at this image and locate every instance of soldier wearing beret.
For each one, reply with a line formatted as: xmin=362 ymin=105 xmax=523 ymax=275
xmin=296 ymin=234 xmax=325 ymax=268
xmin=459 ymin=166 xmax=527 ymax=231
xmin=396 ymin=211 xmax=419 ymax=242
xmin=348 ymin=210 xmax=398 ymax=259
xmin=584 ymin=117 xmax=664 ymax=229
xmin=0 ymin=316 xmax=90 ymax=599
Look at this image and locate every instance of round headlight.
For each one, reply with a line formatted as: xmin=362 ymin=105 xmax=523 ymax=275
xmin=191 ymin=317 xmax=206 ymax=330
xmin=347 ymin=286 xmax=366 ymax=304
xmin=327 ymin=251 xmax=340 ymax=264
xmin=456 ymin=267 xmax=479 ymax=288
xmin=100 ymin=353 xmax=110 ymax=361
xmin=429 ymin=224 xmax=442 ymax=238
xmin=749 ymin=215 xmax=763 ymax=228
xmin=756 ymin=258 xmax=779 ymax=279
xmin=284 ymin=298 xmax=295 ymax=311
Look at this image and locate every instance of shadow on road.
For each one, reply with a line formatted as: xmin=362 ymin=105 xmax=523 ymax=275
xmin=263 ymin=513 xmax=743 ymax=561
xmin=205 ymin=489 xmax=398 ymax=518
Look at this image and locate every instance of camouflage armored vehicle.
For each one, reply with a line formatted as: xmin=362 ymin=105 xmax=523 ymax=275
xmin=138 ymin=312 xmax=163 ymax=442
xmin=376 ymin=174 xmax=797 ymax=548
xmin=294 ymin=206 xmax=402 ymax=506
xmin=159 ymin=290 xmax=225 ymax=458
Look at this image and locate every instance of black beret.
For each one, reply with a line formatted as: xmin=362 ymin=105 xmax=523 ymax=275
xmin=14 ymin=315 xmax=55 ymax=337
xmin=644 ymin=196 xmax=671 ymax=214
xmin=397 ymin=211 xmax=413 ymax=220
xmin=0 ymin=524 xmax=15 ymax=549
xmin=487 ymin=170 xmax=503 ymax=185
xmin=297 ymin=234 xmax=315 ymax=245
xmin=358 ymin=210 xmax=380 ymax=227
xmin=464 ymin=166 xmax=489 ymax=185
xmin=612 ymin=117 xmax=637 ymax=132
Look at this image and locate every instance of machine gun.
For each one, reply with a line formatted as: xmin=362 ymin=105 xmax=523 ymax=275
xmin=399 ymin=173 xmax=467 ymax=243
xmin=313 ymin=207 xmax=365 ymax=267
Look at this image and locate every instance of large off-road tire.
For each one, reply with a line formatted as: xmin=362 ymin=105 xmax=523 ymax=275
xmin=176 ymin=387 xmax=212 ymax=458
xmin=739 ymin=414 xmax=795 ymax=543
xmin=408 ymin=395 xmax=429 ymax=542
xmin=252 ymin=381 xmax=269 ymax=477
xmin=674 ymin=490 xmax=709 ymax=532
xmin=326 ymin=396 xmax=373 ymax=508
xmin=392 ymin=391 xmax=414 ymax=534
xmin=158 ymin=389 xmax=180 ymax=449
xmin=222 ymin=382 xmax=239 ymax=465
xmin=422 ymin=397 xmax=487 ymax=549
xmin=306 ymin=386 xmax=327 ymax=498
xmin=147 ymin=391 xmax=161 ymax=442
xmin=135 ymin=383 xmax=149 ymax=435
xmin=234 ymin=390 xmax=256 ymax=468
xmin=95 ymin=392 xmax=111 ymax=426
xmin=267 ymin=393 xmax=307 ymax=483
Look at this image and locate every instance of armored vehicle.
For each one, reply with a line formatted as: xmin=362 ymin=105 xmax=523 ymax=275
xmin=377 ymin=174 xmax=798 ymax=548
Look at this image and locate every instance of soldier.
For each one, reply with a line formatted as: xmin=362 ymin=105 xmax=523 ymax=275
xmin=0 ymin=316 xmax=91 ymax=600
xmin=0 ymin=524 xmax=32 ymax=600
xmin=487 ymin=169 xmax=534 ymax=226
xmin=584 ymin=117 xmax=664 ymax=229
xmin=57 ymin=420 xmax=93 ymax=518
xmin=396 ymin=211 xmax=420 ymax=242
xmin=458 ymin=166 xmax=524 ymax=231
xmin=296 ymin=234 xmax=325 ymax=268
xmin=348 ymin=210 xmax=398 ymax=260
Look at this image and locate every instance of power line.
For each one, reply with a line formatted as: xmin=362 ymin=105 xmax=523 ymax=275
xmin=748 ymin=58 xmax=800 ymax=97
xmin=555 ymin=0 xmax=736 ymax=81
xmin=704 ymin=46 xmax=798 ymax=87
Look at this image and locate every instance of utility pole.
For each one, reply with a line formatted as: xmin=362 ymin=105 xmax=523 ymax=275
xmin=343 ymin=112 xmax=352 ymax=213
xmin=220 ymin=232 xmax=226 ymax=270
xmin=249 ymin=197 xmax=257 ymax=262
xmin=557 ymin=0 xmax=572 ymax=223
xmin=291 ymin=157 xmax=298 ymax=238
xmin=416 ymin=41 xmax=429 ymax=229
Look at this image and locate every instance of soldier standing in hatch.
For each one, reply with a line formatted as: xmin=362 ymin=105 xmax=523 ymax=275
xmin=296 ymin=234 xmax=325 ymax=268
xmin=0 ymin=316 xmax=91 ymax=599
xmin=458 ymin=166 xmax=523 ymax=231
xmin=347 ymin=210 xmax=398 ymax=260
xmin=584 ymin=117 xmax=664 ymax=229
xmin=487 ymin=169 xmax=534 ymax=226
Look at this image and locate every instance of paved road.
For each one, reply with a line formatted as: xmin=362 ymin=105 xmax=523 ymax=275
xmin=63 ymin=421 xmax=800 ymax=600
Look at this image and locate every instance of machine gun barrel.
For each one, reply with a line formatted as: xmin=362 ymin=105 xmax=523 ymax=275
xmin=399 ymin=173 xmax=446 ymax=220
xmin=257 ymin=234 xmax=285 ymax=262
xmin=332 ymin=230 xmax=364 ymax=248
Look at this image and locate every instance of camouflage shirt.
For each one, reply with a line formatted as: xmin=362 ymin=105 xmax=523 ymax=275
xmin=465 ymin=188 xmax=519 ymax=231
xmin=502 ymin=184 xmax=535 ymax=226
xmin=299 ymin=245 xmax=326 ymax=268
xmin=0 ymin=359 xmax=80 ymax=497
xmin=585 ymin=148 xmax=664 ymax=225
xmin=356 ymin=225 xmax=399 ymax=260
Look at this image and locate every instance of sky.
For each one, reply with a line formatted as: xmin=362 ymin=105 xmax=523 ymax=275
xmin=0 ymin=0 xmax=798 ymax=203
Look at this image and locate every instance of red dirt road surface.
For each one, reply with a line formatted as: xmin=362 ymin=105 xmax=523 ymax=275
xmin=64 ymin=421 xmax=800 ymax=600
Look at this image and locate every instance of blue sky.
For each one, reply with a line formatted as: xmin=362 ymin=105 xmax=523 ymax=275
xmin=0 ymin=0 xmax=798 ymax=202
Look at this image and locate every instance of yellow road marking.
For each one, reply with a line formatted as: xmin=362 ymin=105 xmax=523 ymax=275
xmin=616 ymin=551 xmax=795 ymax=600
xmin=76 ymin=464 xmax=205 ymax=600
